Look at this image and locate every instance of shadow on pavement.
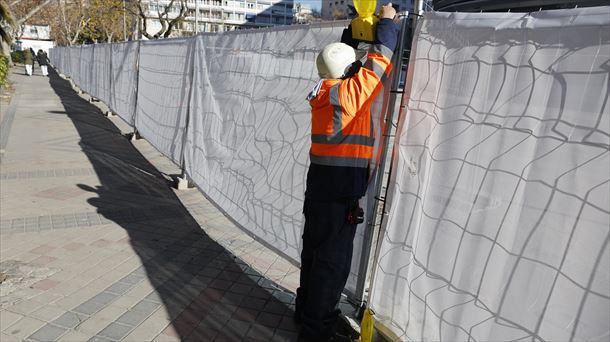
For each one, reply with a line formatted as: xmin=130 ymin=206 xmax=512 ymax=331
xmin=47 ymin=67 xmax=299 ymax=341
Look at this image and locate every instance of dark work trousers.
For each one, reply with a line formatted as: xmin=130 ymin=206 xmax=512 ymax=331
xmin=296 ymin=198 xmax=358 ymax=340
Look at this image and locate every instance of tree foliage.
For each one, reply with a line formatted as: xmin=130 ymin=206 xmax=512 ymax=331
xmin=1 ymin=0 xmax=16 ymax=56
xmin=83 ymin=0 xmax=129 ymax=43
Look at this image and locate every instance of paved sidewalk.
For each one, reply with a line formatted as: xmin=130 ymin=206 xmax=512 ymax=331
xmin=0 ymin=66 xmax=306 ymax=341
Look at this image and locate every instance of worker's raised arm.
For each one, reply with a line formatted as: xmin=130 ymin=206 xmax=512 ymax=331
xmin=339 ymin=4 xmax=398 ymax=117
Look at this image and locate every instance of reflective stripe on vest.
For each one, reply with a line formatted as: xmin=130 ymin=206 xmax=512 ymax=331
xmin=309 ymin=46 xmax=393 ymax=168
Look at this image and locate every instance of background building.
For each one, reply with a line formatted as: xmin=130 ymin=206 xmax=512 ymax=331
xmin=321 ymin=0 xmax=414 ymax=20
xmin=14 ymin=24 xmax=54 ymax=54
xmin=142 ymin=0 xmax=294 ymax=36
xmin=292 ymin=2 xmax=313 ymax=24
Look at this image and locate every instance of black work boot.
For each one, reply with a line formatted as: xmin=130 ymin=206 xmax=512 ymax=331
xmin=335 ymin=315 xmax=361 ymax=341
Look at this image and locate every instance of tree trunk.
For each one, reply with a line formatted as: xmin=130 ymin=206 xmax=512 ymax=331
xmin=1 ymin=40 xmax=12 ymax=64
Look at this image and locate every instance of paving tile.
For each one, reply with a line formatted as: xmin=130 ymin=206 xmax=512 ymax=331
xmin=31 ymin=279 xmax=61 ymax=291
xmin=26 ymin=323 xmax=67 ymax=342
xmin=256 ymin=312 xmax=282 ymax=328
xmin=91 ymin=239 xmax=112 ymax=248
xmin=87 ymin=336 xmax=114 ymax=342
xmin=31 ymin=255 xmax=57 ymax=266
xmin=273 ymin=329 xmax=299 ymax=342
xmin=56 ymin=329 xmax=91 ymax=342
xmin=63 ymin=242 xmax=85 ymax=251
xmin=231 ymin=307 xmax=259 ymax=322
xmin=131 ymin=300 xmax=161 ymax=314
xmin=122 ymin=310 xmax=171 ymax=341
xmin=89 ymin=292 xmax=118 ymax=306
xmin=245 ymin=323 xmax=275 ymax=341
xmin=72 ymin=300 xmax=106 ymax=316
xmin=51 ymin=311 xmax=88 ymax=329
xmin=239 ymin=297 xmax=267 ymax=310
xmin=96 ymin=322 xmax=132 ymax=341
xmin=29 ymin=305 xmax=67 ymax=322
xmin=263 ymin=301 xmax=288 ymax=315
xmin=107 ymin=295 xmax=142 ymax=310
xmin=118 ymin=273 xmax=144 ymax=285
xmin=220 ymin=292 xmax=244 ymax=306
xmin=221 ymin=318 xmax=251 ymax=338
xmin=0 ymin=332 xmax=18 ymax=342
xmin=6 ymin=299 xmax=46 ymax=315
xmin=228 ymin=283 xmax=252 ymax=295
xmin=0 ymin=311 xmax=24 ymax=330
xmin=271 ymin=290 xmax=296 ymax=305
xmin=104 ymin=282 xmax=133 ymax=295
xmin=153 ymin=331 xmax=181 ymax=342
xmin=2 ymin=316 xmax=46 ymax=341
xmin=29 ymin=245 xmax=56 ymax=255
xmin=278 ymin=315 xmax=299 ymax=332
xmin=115 ymin=308 xmax=152 ymax=326
xmin=160 ymin=324 xmax=179 ymax=338
xmin=143 ymin=291 xmax=163 ymax=304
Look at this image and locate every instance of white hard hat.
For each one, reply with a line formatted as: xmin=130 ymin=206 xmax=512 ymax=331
xmin=316 ymin=42 xmax=356 ymax=79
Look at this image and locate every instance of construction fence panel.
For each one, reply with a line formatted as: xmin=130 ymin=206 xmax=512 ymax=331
xmin=64 ymin=47 xmax=75 ymax=77
xmin=184 ymin=22 xmax=382 ymax=294
xmin=134 ymin=38 xmax=194 ymax=164
xmin=370 ymin=7 xmax=610 ymax=342
xmin=91 ymin=44 xmax=112 ymax=105
xmin=78 ymin=45 xmax=94 ymax=95
xmin=109 ymin=41 xmax=139 ymax=125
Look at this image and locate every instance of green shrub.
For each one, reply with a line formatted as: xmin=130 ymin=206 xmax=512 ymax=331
xmin=10 ymin=50 xmax=24 ymax=64
xmin=0 ymin=55 xmax=9 ymax=88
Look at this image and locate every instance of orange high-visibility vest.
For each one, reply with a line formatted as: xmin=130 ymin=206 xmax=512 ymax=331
xmin=309 ymin=44 xmax=393 ymax=168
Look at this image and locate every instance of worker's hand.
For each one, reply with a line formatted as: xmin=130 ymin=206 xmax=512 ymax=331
xmin=380 ymin=3 xmax=397 ymax=19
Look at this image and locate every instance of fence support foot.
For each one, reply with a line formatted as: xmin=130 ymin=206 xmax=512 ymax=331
xmin=124 ymin=131 xmax=141 ymax=141
xmin=105 ymin=111 xmax=116 ymax=117
xmin=174 ymin=176 xmax=193 ymax=190
xmin=89 ymin=97 xmax=99 ymax=103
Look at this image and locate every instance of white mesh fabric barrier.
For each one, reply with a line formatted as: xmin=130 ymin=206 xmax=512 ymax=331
xmin=92 ymin=44 xmax=112 ymax=104
xmin=184 ymin=22 xmax=378 ymax=294
xmin=135 ymin=38 xmax=193 ymax=164
xmin=370 ymin=7 xmax=610 ymax=342
xmin=79 ymin=46 xmax=94 ymax=94
xmin=184 ymin=24 xmax=336 ymax=259
xmin=109 ymin=41 xmax=139 ymax=125
xmin=71 ymin=47 xmax=80 ymax=79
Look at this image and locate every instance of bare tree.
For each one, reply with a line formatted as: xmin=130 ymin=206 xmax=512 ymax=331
xmin=56 ymin=0 xmax=89 ymax=45
xmin=136 ymin=0 xmax=186 ymax=39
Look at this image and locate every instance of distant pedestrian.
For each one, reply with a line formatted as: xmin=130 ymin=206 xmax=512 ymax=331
xmin=37 ymin=49 xmax=49 ymax=76
xmin=29 ymin=48 xmax=36 ymax=74
xmin=23 ymin=49 xmax=33 ymax=76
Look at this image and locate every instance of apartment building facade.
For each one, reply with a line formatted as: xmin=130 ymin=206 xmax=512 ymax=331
xmin=143 ymin=0 xmax=294 ymax=36
xmin=321 ymin=0 xmax=414 ymax=20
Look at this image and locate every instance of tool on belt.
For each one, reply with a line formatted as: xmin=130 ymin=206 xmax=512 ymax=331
xmin=347 ymin=199 xmax=364 ymax=225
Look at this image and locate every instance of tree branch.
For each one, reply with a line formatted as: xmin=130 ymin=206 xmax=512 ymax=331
xmin=16 ymin=0 xmax=54 ymax=25
xmin=137 ymin=2 xmax=153 ymax=39
xmin=164 ymin=0 xmax=185 ymax=38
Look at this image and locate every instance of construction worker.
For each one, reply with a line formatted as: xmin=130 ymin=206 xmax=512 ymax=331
xmin=295 ymin=3 xmax=398 ymax=342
